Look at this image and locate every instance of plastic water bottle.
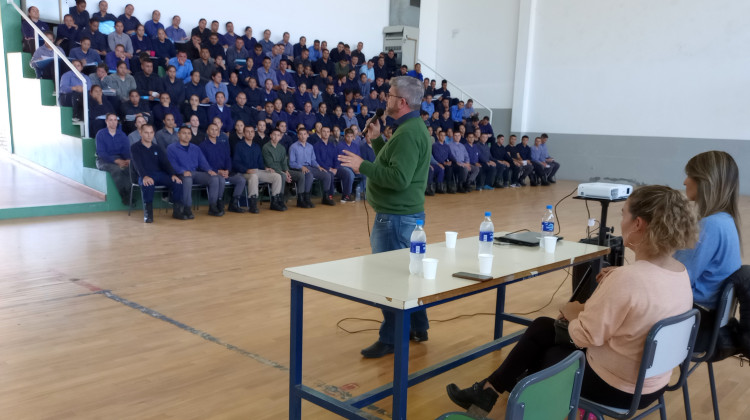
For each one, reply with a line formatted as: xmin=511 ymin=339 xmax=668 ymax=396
xmin=478 ymin=212 xmax=494 ymax=255
xmin=409 ymin=220 xmax=427 ymax=275
xmin=542 ymin=205 xmax=555 ymax=236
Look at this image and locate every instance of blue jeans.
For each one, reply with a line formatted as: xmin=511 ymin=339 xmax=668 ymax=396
xmin=370 ymin=211 xmax=429 ymax=344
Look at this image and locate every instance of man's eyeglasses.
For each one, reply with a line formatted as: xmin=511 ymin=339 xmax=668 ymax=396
xmin=386 ymin=92 xmax=403 ymax=100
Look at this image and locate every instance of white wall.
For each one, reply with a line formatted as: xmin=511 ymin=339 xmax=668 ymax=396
xmin=418 ymin=0 xmax=519 ymax=109
xmin=54 ymin=0 xmax=389 ymax=61
xmin=523 ymin=0 xmax=750 ymax=140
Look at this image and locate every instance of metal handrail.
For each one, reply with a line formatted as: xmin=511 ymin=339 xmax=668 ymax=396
xmin=9 ymin=0 xmax=89 ymax=137
xmin=417 ymin=60 xmax=493 ymax=125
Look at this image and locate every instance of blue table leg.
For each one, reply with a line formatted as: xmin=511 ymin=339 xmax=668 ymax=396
xmin=392 ymin=308 xmax=411 ymax=420
xmin=494 ymin=285 xmax=506 ymax=339
xmin=290 ymin=281 xmax=303 ymax=420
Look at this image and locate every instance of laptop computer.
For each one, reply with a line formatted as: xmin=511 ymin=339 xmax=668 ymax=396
xmin=495 ymin=231 xmax=562 ymax=247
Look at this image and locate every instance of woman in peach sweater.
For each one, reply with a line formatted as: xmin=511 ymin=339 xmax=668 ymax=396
xmin=446 ymin=185 xmax=698 ymax=416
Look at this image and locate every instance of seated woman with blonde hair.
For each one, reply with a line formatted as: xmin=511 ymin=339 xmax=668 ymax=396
xmin=676 ymin=151 xmax=742 ymax=303
xmin=446 ymin=185 xmax=698 ymax=417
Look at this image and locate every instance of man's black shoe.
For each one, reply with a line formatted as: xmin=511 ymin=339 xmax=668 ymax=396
xmin=410 ymin=330 xmax=429 ymax=342
xmin=208 ymin=204 xmax=224 ymax=216
xmin=228 ymin=197 xmax=246 ymax=213
xmin=247 ymin=196 xmax=260 ymax=213
xmin=143 ymin=202 xmax=153 ymax=223
xmin=172 ymin=204 xmax=186 ymax=220
xmin=322 ymin=195 xmax=336 ymax=206
xmin=446 ymin=380 xmax=499 ymax=414
xmin=270 ymin=195 xmax=286 ymax=211
xmin=360 ymin=341 xmax=394 ymax=358
xmin=303 ymin=192 xmax=315 ymax=208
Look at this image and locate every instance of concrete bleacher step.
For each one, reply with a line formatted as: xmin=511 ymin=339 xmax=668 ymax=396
xmin=5 ymin=51 xmax=133 ymax=219
xmin=20 ymin=52 xmax=36 ymax=79
xmin=39 ymin=78 xmax=56 ymax=106
xmin=81 ymin=137 xmax=96 ymax=169
xmin=59 ymin=106 xmax=82 ymax=137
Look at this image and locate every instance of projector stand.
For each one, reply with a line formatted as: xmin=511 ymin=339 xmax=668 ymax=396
xmin=570 ymin=196 xmax=627 ymax=302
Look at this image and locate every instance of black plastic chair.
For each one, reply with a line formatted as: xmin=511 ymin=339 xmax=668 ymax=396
xmin=682 ymin=266 xmax=747 ymax=420
xmin=579 ymin=308 xmax=700 ymax=420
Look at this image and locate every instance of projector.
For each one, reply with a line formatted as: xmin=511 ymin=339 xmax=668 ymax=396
xmin=577 ymin=183 xmax=633 ymax=200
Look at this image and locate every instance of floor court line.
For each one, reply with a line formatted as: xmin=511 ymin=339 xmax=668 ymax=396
xmin=64 ymin=278 xmax=391 ymax=417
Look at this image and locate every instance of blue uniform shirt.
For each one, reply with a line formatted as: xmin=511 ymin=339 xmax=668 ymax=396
xmin=198 ymin=138 xmax=233 ymax=171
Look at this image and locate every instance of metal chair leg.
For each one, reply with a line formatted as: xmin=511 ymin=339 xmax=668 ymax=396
xmin=128 ymin=185 xmax=134 ymax=216
xmin=658 ymin=395 xmax=667 ymax=420
xmin=708 ymin=362 xmax=720 ymax=420
xmin=682 ymin=380 xmax=693 ymax=420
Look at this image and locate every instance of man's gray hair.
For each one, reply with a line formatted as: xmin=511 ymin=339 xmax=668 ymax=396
xmin=390 ymin=76 xmax=424 ymax=111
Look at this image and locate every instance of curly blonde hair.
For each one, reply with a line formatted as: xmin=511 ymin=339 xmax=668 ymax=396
xmin=627 ymin=185 xmax=698 ymax=258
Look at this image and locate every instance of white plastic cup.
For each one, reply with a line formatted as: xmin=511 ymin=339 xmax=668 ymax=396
xmin=422 ymin=258 xmax=438 ymax=280
xmin=543 ymin=236 xmax=558 ymax=253
xmin=478 ymin=254 xmax=494 ymax=275
xmin=445 ymin=231 xmax=458 ymax=248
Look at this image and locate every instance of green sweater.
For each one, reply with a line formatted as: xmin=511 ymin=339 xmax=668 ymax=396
xmin=359 ymin=115 xmax=431 ymax=215
xmin=262 ymin=141 xmax=289 ymax=174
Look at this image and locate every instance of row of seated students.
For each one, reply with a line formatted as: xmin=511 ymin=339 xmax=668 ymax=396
xmin=96 ymin=108 xmax=381 ymax=223
xmin=96 ymin=93 xmax=561 ymax=224
xmin=427 ymin=127 xmax=561 ymax=194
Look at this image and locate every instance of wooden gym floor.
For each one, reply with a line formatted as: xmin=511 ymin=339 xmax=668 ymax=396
xmin=0 ymin=180 xmax=748 ymax=419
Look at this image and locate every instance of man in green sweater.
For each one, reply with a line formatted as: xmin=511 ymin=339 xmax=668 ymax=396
xmin=339 ymin=76 xmax=431 ymax=358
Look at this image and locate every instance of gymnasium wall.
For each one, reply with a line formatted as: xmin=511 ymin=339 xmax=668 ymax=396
xmin=420 ymin=0 xmax=750 ymax=194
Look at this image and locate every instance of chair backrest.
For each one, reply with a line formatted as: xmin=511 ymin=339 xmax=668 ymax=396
xmin=580 ymin=309 xmax=700 ymax=419
xmin=505 ymin=350 xmax=585 ymax=420
xmin=643 ymin=309 xmax=700 ymax=378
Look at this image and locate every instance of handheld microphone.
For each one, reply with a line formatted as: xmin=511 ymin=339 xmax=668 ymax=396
xmin=362 ymin=108 xmax=385 ymax=138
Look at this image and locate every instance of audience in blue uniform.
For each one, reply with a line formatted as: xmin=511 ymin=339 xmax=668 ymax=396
xmin=21 ymin=2 xmax=567 ymax=221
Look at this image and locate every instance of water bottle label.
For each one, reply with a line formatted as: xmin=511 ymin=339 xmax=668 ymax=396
xmin=480 ymin=231 xmax=494 ymax=242
xmin=410 ymin=242 xmax=426 ymax=254
xmin=542 ymin=221 xmax=554 ymax=232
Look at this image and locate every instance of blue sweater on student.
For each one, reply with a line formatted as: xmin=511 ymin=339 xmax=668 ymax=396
xmin=96 ymin=127 xmax=131 ymax=163
xmin=674 ymin=212 xmax=742 ymax=310
xmin=313 ymin=140 xmax=338 ymax=170
xmin=233 ymin=140 xmax=265 ymax=173
xmin=166 ymin=142 xmax=212 ymax=173
xmin=198 ymin=138 xmax=232 ymax=171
